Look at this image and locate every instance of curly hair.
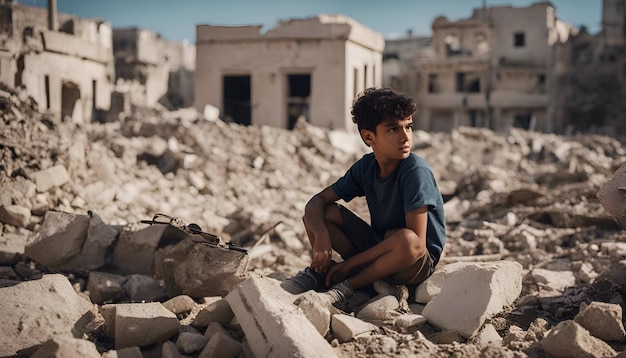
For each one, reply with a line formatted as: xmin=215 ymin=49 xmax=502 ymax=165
xmin=351 ymin=87 xmax=417 ymax=134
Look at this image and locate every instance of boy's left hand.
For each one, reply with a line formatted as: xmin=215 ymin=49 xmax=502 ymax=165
xmin=326 ymin=261 xmax=349 ymax=287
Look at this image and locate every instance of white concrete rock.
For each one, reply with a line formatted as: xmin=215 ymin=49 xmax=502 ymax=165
xmin=420 ymin=260 xmax=523 ymax=338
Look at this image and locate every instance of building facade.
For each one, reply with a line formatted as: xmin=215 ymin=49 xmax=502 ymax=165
xmin=113 ymin=28 xmax=195 ymax=110
xmin=0 ymin=0 xmax=114 ymax=122
xmin=551 ymin=0 xmax=625 ymax=135
xmin=195 ymin=15 xmax=384 ymax=131
xmin=384 ymin=2 xmax=573 ymax=133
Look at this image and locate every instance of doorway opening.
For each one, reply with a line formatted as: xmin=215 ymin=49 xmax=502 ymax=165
xmin=287 ymin=74 xmax=311 ymax=130
xmin=223 ymin=75 xmax=251 ymax=126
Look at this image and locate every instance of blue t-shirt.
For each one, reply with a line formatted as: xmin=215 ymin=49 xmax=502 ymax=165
xmin=332 ymin=152 xmax=446 ymax=266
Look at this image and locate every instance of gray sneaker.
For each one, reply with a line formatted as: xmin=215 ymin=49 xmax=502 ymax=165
xmin=323 ymin=280 xmax=355 ymax=311
xmin=280 ymin=267 xmax=325 ymax=294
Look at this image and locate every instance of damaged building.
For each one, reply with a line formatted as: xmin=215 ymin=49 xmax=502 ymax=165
xmin=384 ymin=2 xmax=574 ymax=133
xmin=194 ymin=15 xmax=384 ymax=131
xmin=113 ymin=28 xmax=195 ymax=110
xmin=551 ymin=0 xmax=626 ymax=135
xmin=0 ymin=0 xmax=114 ymax=123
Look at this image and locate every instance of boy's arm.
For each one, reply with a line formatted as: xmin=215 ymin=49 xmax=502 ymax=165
xmin=303 ymin=186 xmax=340 ymax=273
xmin=403 ymin=206 xmax=428 ymax=245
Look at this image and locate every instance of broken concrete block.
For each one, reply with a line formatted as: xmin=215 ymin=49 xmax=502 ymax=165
xmin=155 ymin=238 xmax=249 ymax=298
xmin=25 ymin=210 xmax=89 ymax=269
xmin=529 ymin=268 xmax=576 ymax=293
xmin=30 ymin=336 xmax=101 ymax=358
xmin=574 ymin=301 xmax=626 ymax=341
xmin=597 ymin=163 xmax=626 ymax=227
xmin=32 ymin=164 xmax=70 ymax=192
xmin=112 ymin=224 xmax=186 ymax=276
xmin=198 ymin=332 xmax=242 ymax=358
xmin=123 ymin=274 xmax=168 ymax=303
xmin=176 ymin=331 xmax=209 ymax=355
xmin=541 ymin=320 xmax=616 ymax=358
xmin=331 ymin=314 xmax=379 ymax=343
xmin=225 ymin=275 xmax=337 ymax=357
xmin=111 ymin=302 xmax=180 ymax=349
xmin=475 ymin=324 xmax=502 ymax=346
xmin=203 ymin=322 xmax=229 ymax=341
xmin=421 ymin=261 xmax=523 ymax=338
xmin=0 ymin=274 xmax=94 ymax=357
xmin=395 ymin=314 xmax=427 ymax=332
xmin=191 ymin=298 xmax=234 ymax=327
xmin=294 ymin=291 xmax=333 ymax=336
xmin=58 ymin=211 xmax=119 ymax=271
xmin=356 ymin=295 xmax=400 ymax=325
xmin=163 ymin=294 xmax=196 ymax=315
xmin=0 ymin=204 xmax=31 ymax=227
xmin=161 ymin=340 xmax=183 ymax=358
xmin=103 ymin=346 xmax=144 ymax=358
xmin=87 ymin=271 xmax=127 ymax=304
xmin=0 ymin=232 xmax=26 ymax=265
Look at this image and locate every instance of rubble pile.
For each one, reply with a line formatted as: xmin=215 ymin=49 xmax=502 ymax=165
xmin=1 ymin=83 xmax=626 ymax=357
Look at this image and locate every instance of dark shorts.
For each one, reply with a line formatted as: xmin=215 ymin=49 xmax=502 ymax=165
xmin=337 ymin=204 xmax=434 ymax=286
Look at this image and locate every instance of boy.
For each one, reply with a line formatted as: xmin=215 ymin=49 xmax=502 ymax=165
xmin=281 ymin=87 xmax=446 ymax=308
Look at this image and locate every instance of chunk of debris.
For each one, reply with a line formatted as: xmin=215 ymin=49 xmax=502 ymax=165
xmin=597 ymin=163 xmax=626 ymax=227
xmin=540 ymin=320 xmax=616 ymax=358
xmin=225 ymin=274 xmax=337 ymax=357
xmin=0 ymin=274 xmax=95 ymax=357
xmin=419 ymin=260 xmax=523 ymax=338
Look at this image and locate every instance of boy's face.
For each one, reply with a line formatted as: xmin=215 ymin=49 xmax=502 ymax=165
xmin=364 ymin=116 xmax=413 ymax=160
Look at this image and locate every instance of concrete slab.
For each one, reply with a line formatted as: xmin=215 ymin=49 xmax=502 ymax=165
xmin=225 ymin=274 xmax=337 ymax=357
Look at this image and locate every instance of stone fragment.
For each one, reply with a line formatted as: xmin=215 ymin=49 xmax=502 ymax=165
xmin=0 ymin=204 xmax=31 ymax=227
xmin=123 ymin=274 xmax=168 ymax=302
xmin=31 ymin=336 xmax=101 ymax=358
xmin=225 ymin=275 xmax=337 ymax=357
xmin=25 ymin=210 xmax=89 ymax=269
xmin=597 ymin=163 xmax=626 ymax=227
xmin=107 ymin=302 xmax=180 ymax=349
xmin=331 ymin=314 xmax=379 ymax=343
xmin=176 ymin=331 xmax=209 ymax=355
xmin=155 ymin=238 xmax=249 ymax=298
xmin=420 ymin=261 xmax=523 ymax=338
xmin=294 ymin=291 xmax=332 ymax=336
xmin=204 ymin=322 xmax=229 ymax=341
xmin=198 ymin=332 xmax=242 ymax=358
xmin=574 ymin=301 xmax=626 ymax=341
xmin=32 ymin=164 xmax=70 ymax=192
xmin=163 ymin=295 xmax=196 ymax=315
xmin=0 ymin=232 xmax=25 ymax=265
xmin=530 ymin=268 xmax=576 ymax=293
xmin=58 ymin=211 xmax=119 ymax=271
xmin=475 ymin=324 xmax=502 ymax=346
xmin=0 ymin=274 xmax=94 ymax=357
xmin=356 ymin=295 xmax=400 ymax=324
xmin=192 ymin=298 xmax=234 ymax=327
xmin=541 ymin=320 xmax=616 ymax=358
xmin=112 ymin=224 xmax=186 ymax=276
xmin=395 ymin=314 xmax=427 ymax=332
xmin=87 ymin=271 xmax=127 ymax=304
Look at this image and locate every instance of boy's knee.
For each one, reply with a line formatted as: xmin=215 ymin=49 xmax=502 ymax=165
xmin=396 ymin=230 xmax=426 ymax=261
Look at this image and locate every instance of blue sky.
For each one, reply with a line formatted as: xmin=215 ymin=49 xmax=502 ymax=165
xmin=22 ymin=0 xmax=602 ymax=42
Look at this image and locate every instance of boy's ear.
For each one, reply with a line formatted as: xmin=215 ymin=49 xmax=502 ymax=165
xmin=360 ymin=129 xmax=375 ymax=146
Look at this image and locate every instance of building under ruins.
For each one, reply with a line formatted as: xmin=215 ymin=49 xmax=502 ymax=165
xmin=113 ymin=27 xmax=195 ymax=110
xmin=0 ymin=0 xmax=195 ymax=123
xmin=383 ymin=0 xmax=626 ymax=135
xmin=194 ymin=15 xmax=384 ymax=131
xmin=0 ymin=0 xmax=114 ymax=123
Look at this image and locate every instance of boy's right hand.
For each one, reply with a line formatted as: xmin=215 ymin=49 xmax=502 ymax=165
xmin=311 ymin=240 xmax=333 ymax=274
